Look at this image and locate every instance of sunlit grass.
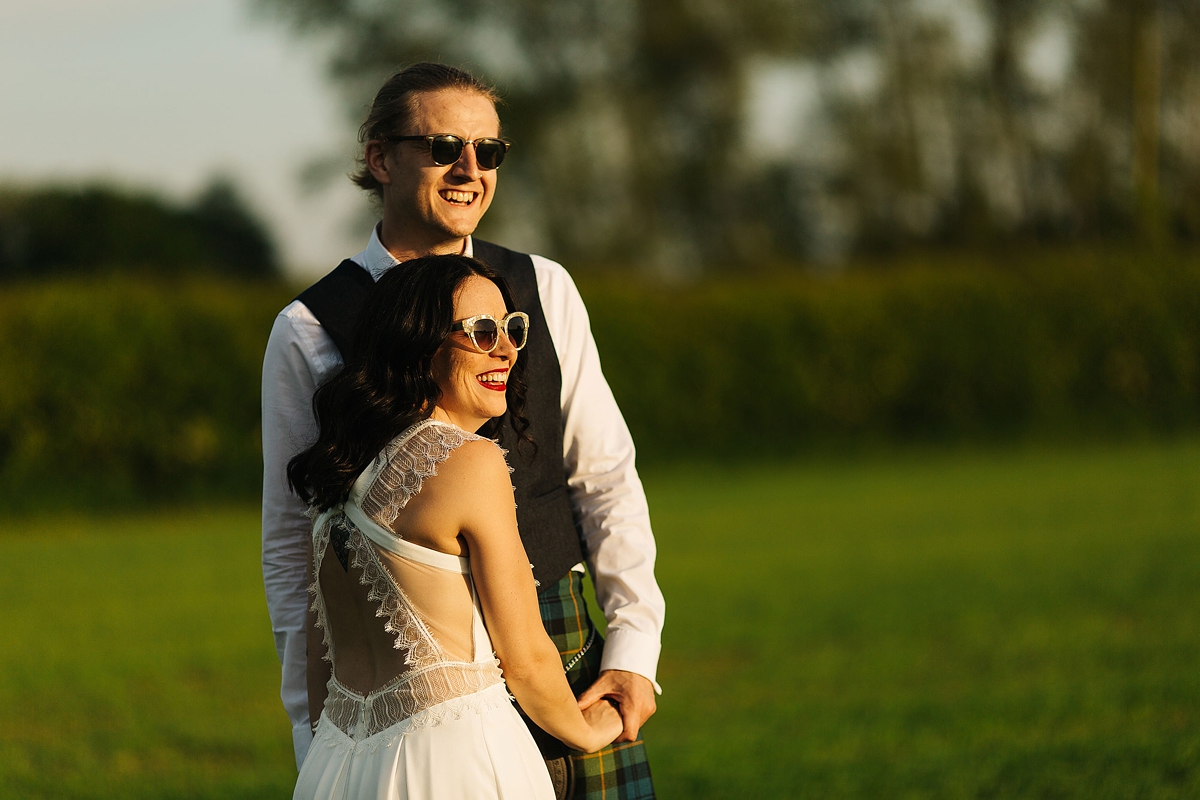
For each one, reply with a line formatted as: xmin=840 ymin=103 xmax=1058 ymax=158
xmin=0 ymin=508 xmax=293 ymax=799
xmin=1 ymin=439 xmax=1198 ymax=798
xmin=649 ymin=439 xmax=1200 ymax=798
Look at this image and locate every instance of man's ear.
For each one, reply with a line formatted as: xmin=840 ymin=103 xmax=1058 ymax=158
xmin=365 ymin=141 xmax=392 ymax=186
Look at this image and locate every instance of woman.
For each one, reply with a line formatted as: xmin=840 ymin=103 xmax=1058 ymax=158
xmin=287 ymin=254 xmax=622 ymax=799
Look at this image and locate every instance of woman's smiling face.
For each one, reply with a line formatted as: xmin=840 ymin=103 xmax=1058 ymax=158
xmin=430 ymin=274 xmax=517 ymax=432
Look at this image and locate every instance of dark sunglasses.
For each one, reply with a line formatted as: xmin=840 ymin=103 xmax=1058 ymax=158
xmin=385 ymin=134 xmax=511 ymax=170
xmin=450 ymin=312 xmax=529 ymax=353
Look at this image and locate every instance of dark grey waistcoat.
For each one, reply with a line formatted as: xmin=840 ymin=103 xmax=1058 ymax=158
xmin=295 ymin=239 xmax=585 ymax=588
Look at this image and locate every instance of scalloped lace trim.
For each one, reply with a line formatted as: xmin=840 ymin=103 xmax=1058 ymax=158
xmin=320 ymin=664 xmax=507 ymax=747
xmin=310 ymin=513 xmax=444 ymax=669
xmin=310 ymin=520 xmax=334 ymax=664
xmin=309 ymin=512 xmax=505 ymax=743
xmin=313 ymin=681 xmax=514 ymax=754
xmin=359 ymin=420 xmax=507 ymax=531
xmin=307 ymin=419 xmax=513 ymax=747
xmin=351 ymin=519 xmax=444 ymax=667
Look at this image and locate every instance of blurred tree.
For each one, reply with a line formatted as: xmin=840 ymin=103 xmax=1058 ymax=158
xmin=189 ymin=178 xmax=280 ymax=277
xmin=255 ymin=0 xmax=1200 ymax=268
xmin=1073 ymin=0 xmax=1200 ymax=241
xmin=0 ymin=179 xmax=279 ymax=280
xmin=814 ymin=0 xmax=1200 ymax=255
xmin=253 ymin=0 xmax=851 ymax=270
xmin=1130 ymin=0 xmax=1163 ymax=237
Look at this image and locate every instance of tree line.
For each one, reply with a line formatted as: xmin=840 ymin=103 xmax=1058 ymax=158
xmin=0 ymin=179 xmax=278 ymax=280
xmin=254 ymin=0 xmax=1200 ymax=270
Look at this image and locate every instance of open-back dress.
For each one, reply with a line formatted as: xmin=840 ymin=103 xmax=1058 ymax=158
xmin=293 ymin=419 xmax=555 ymax=800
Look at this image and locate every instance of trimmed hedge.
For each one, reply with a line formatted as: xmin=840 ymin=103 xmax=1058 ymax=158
xmin=0 ymin=278 xmax=292 ymax=509
xmin=586 ymin=251 xmax=1200 ymax=456
xmin=1 ymin=251 xmax=1198 ymax=509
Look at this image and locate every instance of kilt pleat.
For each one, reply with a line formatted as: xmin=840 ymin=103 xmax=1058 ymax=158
xmin=533 ymin=571 xmax=657 ymax=800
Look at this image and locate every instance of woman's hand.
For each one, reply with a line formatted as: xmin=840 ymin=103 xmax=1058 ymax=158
xmin=578 ymin=697 xmax=623 ymax=753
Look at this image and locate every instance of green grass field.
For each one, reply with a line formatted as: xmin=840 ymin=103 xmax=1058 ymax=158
xmin=1 ymin=439 xmax=1198 ymax=798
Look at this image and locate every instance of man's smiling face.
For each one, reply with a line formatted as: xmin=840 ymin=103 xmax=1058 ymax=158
xmin=381 ymin=89 xmax=501 ymax=249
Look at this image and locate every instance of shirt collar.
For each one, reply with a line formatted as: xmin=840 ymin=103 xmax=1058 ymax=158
xmin=362 ymin=224 xmax=474 ymax=281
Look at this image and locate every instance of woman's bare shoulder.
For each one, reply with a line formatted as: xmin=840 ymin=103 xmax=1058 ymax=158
xmin=390 ymin=435 xmax=514 ymax=550
xmin=444 ymin=436 xmax=510 ymax=473
xmin=422 ymin=436 xmax=513 ymax=502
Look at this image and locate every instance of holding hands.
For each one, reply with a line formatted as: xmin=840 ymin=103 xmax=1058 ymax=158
xmin=578 ymin=670 xmax=657 ymax=743
xmin=577 ymin=696 xmax=624 ymax=752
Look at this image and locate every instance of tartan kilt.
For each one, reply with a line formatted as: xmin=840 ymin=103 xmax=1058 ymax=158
xmin=521 ymin=570 xmax=657 ymax=800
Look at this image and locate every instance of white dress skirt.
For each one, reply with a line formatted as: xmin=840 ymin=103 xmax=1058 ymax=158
xmin=293 ymin=420 xmax=555 ymax=800
xmin=296 ymin=683 xmax=553 ymax=800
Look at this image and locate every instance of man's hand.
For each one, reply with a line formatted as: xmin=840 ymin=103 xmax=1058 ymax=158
xmin=577 ymin=670 xmax=657 ymax=742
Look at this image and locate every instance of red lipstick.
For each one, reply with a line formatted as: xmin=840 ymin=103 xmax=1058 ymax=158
xmin=477 ymin=370 xmax=507 ymax=391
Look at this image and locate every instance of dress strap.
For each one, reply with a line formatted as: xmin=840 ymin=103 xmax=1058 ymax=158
xmin=342 ymin=501 xmax=470 ymax=573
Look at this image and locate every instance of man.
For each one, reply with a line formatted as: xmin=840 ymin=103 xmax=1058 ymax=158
xmin=261 ymin=63 xmax=664 ymax=800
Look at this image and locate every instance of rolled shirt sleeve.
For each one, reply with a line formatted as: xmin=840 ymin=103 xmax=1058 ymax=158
xmin=532 ymin=255 xmax=666 ymax=692
xmin=261 ymin=302 xmax=343 ymax=768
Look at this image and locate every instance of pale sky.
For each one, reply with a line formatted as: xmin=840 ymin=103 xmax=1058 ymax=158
xmin=0 ymin=0 xmax=369 ymax=278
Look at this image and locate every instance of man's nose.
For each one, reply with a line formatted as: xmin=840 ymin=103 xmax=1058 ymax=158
xmin=450 ymin=143 xmax=483 ymax=181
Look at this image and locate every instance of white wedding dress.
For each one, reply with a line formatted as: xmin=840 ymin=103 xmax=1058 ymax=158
xmin=294 ymin=419 xmax=554 ymax=800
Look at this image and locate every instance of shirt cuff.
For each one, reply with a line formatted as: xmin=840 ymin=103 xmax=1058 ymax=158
xmin=599 ymin=626 xmax=663 ymax=694
xmin=292 ymin=722 xmax=313 ymax=770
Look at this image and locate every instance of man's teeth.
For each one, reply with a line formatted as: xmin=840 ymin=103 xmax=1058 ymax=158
xmin=479 ymin=372 xmax=507 ymax=383
xmin=442 ymin=190 xmax=475 ymax=205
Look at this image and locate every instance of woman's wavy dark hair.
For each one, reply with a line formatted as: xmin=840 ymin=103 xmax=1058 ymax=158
xmin=287 ymin=254 xmax=531 ymax=511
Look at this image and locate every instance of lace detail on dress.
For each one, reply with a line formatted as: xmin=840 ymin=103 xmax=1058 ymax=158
xmin=310 ymin=511 xmax=446 ymax=668
xmin=309 ymin=521 xmax=334 ymax=665
xmin=310 ymin=513 xmax=505 ymax=740
xmin=306 ymin=419 xmax=510 ymax=745
xmin=320 ymin=663 xmax=506 ymax=746
xmin=314 ymin=681 xmax=513 ymax=753
xmin=345 ymin=518 xmax=443 ymax=668
xmin=359 ymin=420 xmax=509 ymax=530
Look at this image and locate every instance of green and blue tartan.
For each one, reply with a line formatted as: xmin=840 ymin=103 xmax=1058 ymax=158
xmin=533 ymin=571 xmax=657 ymax=800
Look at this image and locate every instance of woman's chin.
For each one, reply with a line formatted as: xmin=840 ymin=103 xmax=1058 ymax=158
xmin=481 ymin=399 xmax=508 ymax=420
xmin=462 ymin=405 xmax=507 ymax=432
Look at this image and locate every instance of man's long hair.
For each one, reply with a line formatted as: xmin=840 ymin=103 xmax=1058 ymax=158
xmin=287 ymin=254 xmax=529 ymax=511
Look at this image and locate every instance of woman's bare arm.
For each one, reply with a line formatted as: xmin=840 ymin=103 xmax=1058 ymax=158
xmin=442 ymin=440 xmax=621 ymax=753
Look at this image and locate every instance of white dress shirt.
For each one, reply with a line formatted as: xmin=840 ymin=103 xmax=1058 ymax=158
xmin=261 ymin=228 xmax=666 ymax=768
